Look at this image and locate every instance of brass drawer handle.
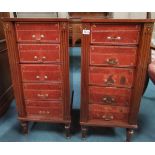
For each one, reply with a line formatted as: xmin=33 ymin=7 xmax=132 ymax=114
xmin=106 ymin=58 xmax=118 ymax=65
xmin=44 ymin=75 xmax=48 ymax=79
xmin=107 ymin=36 xmax=121 ymax=40
xmin=32 ymin=34 xmax=36 ymax=38
xmin=42 ymin=56 xmax=46 ymax=60
xmin=40 ymin=34 xmax=44 ymax=38
xmin=39 ymin=110 xmax=50 ymax=114
xmin=37 ymin=94 xmax=48 ymax=98
xmin=34 ymin=56 xmax=38 ymax=61
xmin=102 ymin=115 xmax=114 ymax=121
xmin=36 ymin=75 xmax=40 ymax=79
xmin=104 ymin=75 xmax=115 ymax=86
xmin=102 ymin=96 xmax=116 ymax=104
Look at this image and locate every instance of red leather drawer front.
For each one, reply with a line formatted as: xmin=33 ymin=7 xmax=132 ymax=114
xmin=23 ymin=83 xmax=63 ymax=100
xmin=91 ymin=24 xmax=140 ymax=45
xmin=89 ymin=104 xmax=129 ymax=122
xmin=18 ymin=44 xmax=60 ymax=63
xmin=89 ymin=86 xmax=131 ymax=106
xmin=25 ymin=100 xmax=63 ymax=107
xmin=16 ymin=30 xmax=60 ymax=43
xmin=21 ymin=64 xmax=62 ymax=82
xmin=90 ymin=46 xmax=137 ymax=67
xmin=89 ymin=67 xmax=135 ymax=88
xmin=26 ymin=103 xmax=63 ymax=119
xmin=16 ymin=23 xmax=59 ymax=31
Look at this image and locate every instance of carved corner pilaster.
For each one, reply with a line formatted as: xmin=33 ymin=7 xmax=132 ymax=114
xmin=144 ymin=23 xmax=154 ymax=35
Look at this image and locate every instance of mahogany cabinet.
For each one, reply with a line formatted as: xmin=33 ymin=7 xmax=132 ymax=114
xmin=0 ymin=13 xmax=13 ymax=117
xmin=3 ymin=18 xmax=71 ymax=137
xmin=80 ymin=19 xmax=154 ymax=141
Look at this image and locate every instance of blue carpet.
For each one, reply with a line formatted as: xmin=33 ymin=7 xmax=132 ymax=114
xmin=0 ymin=47 xmax=155 ymax=142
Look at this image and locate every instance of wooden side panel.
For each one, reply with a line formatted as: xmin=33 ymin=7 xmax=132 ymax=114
xmin=129 ymin=23 xmax=154 ymax=124
xmin=80 ymin=23 xmax=91 ymax=122
xmin=60 ymin=22 xmax=70 ymax=121
xmin=3 ymin=22 xmax=26 ymax=117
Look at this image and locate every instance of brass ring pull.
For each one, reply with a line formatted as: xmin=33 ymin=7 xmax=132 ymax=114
xmin=106 ymin=58 xmax=118 ymax=65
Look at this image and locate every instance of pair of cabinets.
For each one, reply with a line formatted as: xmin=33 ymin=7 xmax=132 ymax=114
xmin=3 ymin=18 xmax=154 ymax=141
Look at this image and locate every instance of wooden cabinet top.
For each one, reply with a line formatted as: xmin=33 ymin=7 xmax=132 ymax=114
xmin=1 ymin=18 xmax=155 ymax=23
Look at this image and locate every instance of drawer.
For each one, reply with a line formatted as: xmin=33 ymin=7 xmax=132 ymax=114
xmin=21 ymin=64 xmax=62 ymax=83
xmin=18 ymin=44 xmax=60 ymax=63
xmin=91 ymin=24 xmax=140 ymax=45
xmin=16 ymin=31 xmax=60 ymax=43
xmin=89 ymin=86 xmax=131 ymax=106
xmin=89 ymin=104 xmax=129 ymax=122
xmin=25 ymin=100 xmax=62 ymax=107
xmin=90 ymin=46 xmax=137 ymax=67
xmin=16 ymin=23 xmax=60 ymax=42
xmin=16 ymin=23 xmax=59 ymax=31
xmin=26 ymin=104 xmax=63 ymax=119
xmin=89 ymin=67 xmax=135 ymax=88
xmin=23 ymin=83 xmax=63 ymax=100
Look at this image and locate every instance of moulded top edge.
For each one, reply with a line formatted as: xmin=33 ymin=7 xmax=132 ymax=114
xmin=81 ymin=18 xmax=155 ymax=23
xmin=1 ymin=18 xmax=69 ymax=22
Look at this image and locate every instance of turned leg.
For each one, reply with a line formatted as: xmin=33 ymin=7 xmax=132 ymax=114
xmin=65 ymin=124 xmax=71 ymax=139
xmin=126 ymin=128 xmax=134 ymax=142
xmin=20 ymin=121 xmax=28 ymax=134
xmin=81 ymin=126 xmax=88 ymax=139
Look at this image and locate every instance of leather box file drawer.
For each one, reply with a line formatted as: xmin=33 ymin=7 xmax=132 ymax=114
xmin=26 ymin=103 xmax=63 ymax=119
xmin=23 ymin=83 xmax=63 ymax=101
xmin=18 ymin=44 xmax=60 ymax=63
xmin=89 ymin=67 xmax=135 ymax=88
xmin=89 ymin=104 xmax=129 ymax=122
xmin=21 ymin=64 xmax=62 ymax=83
xmin=91 ymin=24 xmax=140 ymax=45
xmin=89 ymin=86 xmax=131 ymax=106
xmin=15 ymin=23 xmax=59 ymax=30
xmin=90 ymin=46 xmax=137 ymax=67
xmin=16 ymin=23 xmax=60 ymax=42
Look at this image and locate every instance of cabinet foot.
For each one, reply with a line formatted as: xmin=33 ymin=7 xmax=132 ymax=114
xmin=126 ymin=128 xmax=134 ymax=142
xmin=81 ymin=126 xmax=88 ymax=139
xmin=20 ymin=121 xmax=28 ymax=134
xmin=65 ymin=124 xmax=71 ymax=139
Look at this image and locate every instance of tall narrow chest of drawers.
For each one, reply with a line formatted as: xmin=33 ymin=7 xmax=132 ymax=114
xmin=3 ymin=18 xmax=71 ymax=137
xmin=80 ymin=19 xmax=154 ymax=141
